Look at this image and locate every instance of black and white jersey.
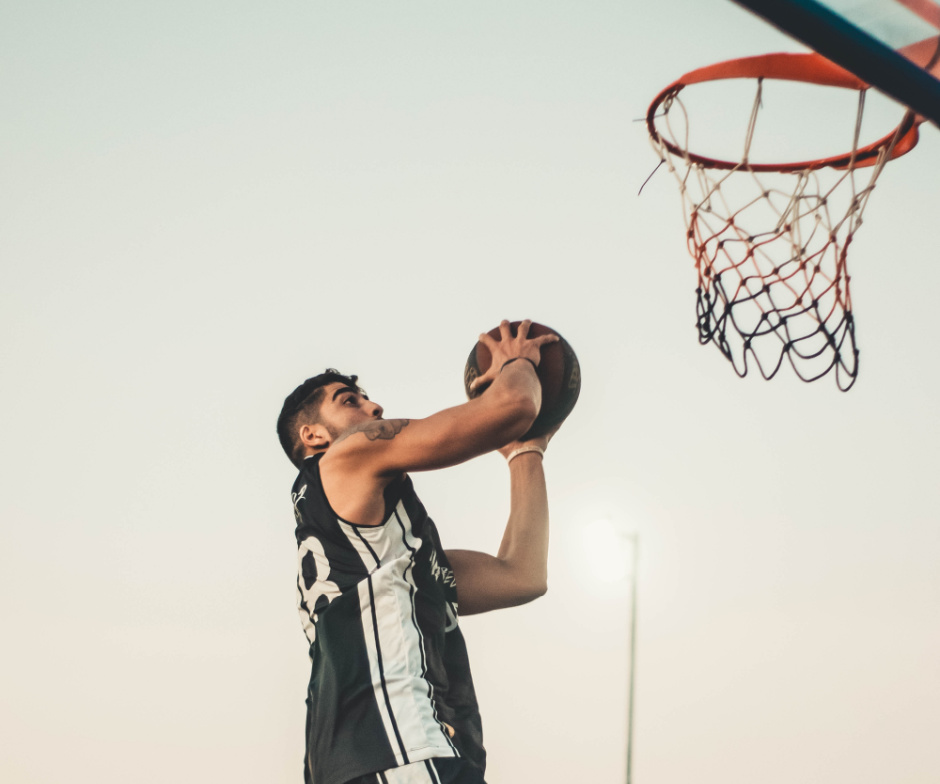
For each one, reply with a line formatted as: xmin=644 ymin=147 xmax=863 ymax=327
xmin=293 ymin=453 xmax=485 ymax=784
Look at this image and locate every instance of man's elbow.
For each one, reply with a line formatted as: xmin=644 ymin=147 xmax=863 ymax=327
xmin=517 ymin=578 xmax=548 ymax=605
xmin=498 ymin=389 xmax=539 ymax=438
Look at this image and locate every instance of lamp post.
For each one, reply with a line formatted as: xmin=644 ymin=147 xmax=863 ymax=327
xmin=581 ymin=520 xmax=639 ymax=784
xmin=624 ymin=533 xmax=638 ymax=784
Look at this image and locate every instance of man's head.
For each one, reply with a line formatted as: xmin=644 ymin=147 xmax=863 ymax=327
xmin=277 ymin=369 xmax=383 ymax=468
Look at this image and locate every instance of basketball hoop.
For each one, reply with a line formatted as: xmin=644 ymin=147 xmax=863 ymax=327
xmin=647 ymin=52 xmax=922 ymax=390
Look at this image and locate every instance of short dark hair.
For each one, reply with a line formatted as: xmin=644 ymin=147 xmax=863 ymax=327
xmin=276 ymin=369 xmax=362 ymax=468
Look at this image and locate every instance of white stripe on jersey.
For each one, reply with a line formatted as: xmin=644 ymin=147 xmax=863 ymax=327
xmin=359 ymin=576 xmax=410 ymax=767
xmin=344 ymin=520 xmax=383 ymax=570
xmin=296 ymin=535 xmax=342 ymax=645
xmin=395 ymin=504 xmax=459 ymax=756
xmin=380 ymin=758 xmax=444 ymax=784
xmin=344 ymin=503 xmax=457 ymax=764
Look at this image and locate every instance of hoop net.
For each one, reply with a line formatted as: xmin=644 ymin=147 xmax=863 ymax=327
xmin=647 ymin=53 xmax=920 ymax=390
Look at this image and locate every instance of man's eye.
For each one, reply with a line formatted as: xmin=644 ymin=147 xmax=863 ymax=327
xmin=344 ymin=397 xmax=357 ymax=405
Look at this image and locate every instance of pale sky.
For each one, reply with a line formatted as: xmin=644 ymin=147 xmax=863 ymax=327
xmin=2 ymin=2 xmax=938 ymax=783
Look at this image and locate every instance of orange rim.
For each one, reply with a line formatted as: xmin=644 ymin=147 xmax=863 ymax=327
xmin=647 ymin=52 xmax=921 ymax=172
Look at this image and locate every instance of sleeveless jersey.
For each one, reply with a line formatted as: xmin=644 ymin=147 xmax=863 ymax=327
xmin=292 ymin=453 xmax=485 ymax=784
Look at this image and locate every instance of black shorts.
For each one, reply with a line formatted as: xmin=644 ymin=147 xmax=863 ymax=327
xmin=344 ymin=757 xmax=486 ymax=784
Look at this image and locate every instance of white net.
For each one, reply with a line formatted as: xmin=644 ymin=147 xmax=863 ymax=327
xmin=649 ymin=73 xmax=916 ymax=390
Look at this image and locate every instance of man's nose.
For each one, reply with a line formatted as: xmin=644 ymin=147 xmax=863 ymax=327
xmin=370 ymin=402 xmax=384 ymax=418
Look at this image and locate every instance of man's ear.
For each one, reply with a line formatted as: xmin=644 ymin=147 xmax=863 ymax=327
xmin=300 ymin=422 xmax=331 ymax=453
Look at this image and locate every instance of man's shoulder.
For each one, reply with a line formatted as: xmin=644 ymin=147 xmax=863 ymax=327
xmin=291 ymin=455 xmax=328 ymax=533
xmin=292 ymin=453 xmax=322 ymax=486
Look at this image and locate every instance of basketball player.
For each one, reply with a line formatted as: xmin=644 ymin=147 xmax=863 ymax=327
xmin=276 ymin=321 xmax=559 ymax=784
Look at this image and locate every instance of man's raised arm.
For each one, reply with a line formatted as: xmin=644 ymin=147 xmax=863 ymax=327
xmin=445 ymin=428 xmax=554 ymax=615
xmin=327 ymin=320 xmax=557 ymax=476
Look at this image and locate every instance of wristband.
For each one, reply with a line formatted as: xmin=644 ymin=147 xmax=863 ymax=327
xmin=506 ymin=445 xmax=545 ymax=464
xmin=500 ymin=357 xmax=538 ymax=373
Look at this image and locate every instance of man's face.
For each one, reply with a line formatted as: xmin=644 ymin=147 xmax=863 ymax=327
xmin=316 ymin=382 xmax=384 ymax=444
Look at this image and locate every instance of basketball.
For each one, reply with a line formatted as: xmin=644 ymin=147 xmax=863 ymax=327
xmin=464 ymin=321 xmax=581 ymax=440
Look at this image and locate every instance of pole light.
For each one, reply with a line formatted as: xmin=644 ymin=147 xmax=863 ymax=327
xmin=624 ymin=532 xmax=638 ymax=784
xmin=581 ymin=520 xmax=639 ymax=784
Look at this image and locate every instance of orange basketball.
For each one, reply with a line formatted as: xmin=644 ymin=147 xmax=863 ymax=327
xmin=464 ymin=321 xmax=581 ymax=439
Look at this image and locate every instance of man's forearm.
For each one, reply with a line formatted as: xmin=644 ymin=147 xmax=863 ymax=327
xmin=496 ymin=451 xmax=550 ymax=597
xmin=445 ymin=440 xmax=552 ymax=615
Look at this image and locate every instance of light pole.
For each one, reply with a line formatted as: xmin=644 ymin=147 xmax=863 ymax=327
xmin=581 ymin=520 xmax=639 ymax=784
xmin=624 ymin=533 xmax=638 ymax=784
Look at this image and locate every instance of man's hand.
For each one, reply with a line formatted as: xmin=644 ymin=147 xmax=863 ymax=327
xmin=468 ymin=319 xmax=559 ymax=395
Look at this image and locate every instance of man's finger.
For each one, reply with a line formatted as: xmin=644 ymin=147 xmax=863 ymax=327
xmin=477 ymin=331 xmax=498 ymax=351
xmin=469 ymin=367 xmax=497 ymax=392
